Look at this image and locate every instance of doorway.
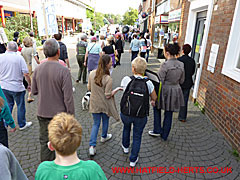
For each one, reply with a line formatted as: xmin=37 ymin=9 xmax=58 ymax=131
xmin=191 ymin=11 xmax=207 ymax=82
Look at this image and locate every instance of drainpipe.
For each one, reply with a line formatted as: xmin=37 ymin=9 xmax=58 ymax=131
xmin=0 ymin=5 xmax=5 ymax=28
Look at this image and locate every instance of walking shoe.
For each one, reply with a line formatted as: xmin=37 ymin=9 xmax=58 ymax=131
xmin=130 ymin=157 xmax=139 ymax=167
xmin=100 ymin=134 xmax=112 ymax=143
xmin=148 ymin=131 xmax=161 ymax=137
xmin=179 ymin=119 xmax=186 ymax=122
xmin=121 ymin=144 xmax=129 ymax=154
xmin=89 ymin=146 xmax=96 ymax=156
xmin=19 ymin=122 xmax=32 ymax=131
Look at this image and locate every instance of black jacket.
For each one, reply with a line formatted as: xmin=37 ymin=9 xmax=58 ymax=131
xmin=115 ymin=39 xmax=124 ymax=53
xmin=178 ymin=55 xmax=196 ymax=89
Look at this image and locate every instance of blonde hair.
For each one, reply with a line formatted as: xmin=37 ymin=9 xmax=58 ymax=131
xmin=100 ymin=35 xmax=105 ymax=40
xmin=23 ymin=37 xmax=33 ymax=47
xmin=132 ymin=57 xmax=147 ymax=75
xmin=48 ymin=113 xmax=82 ymax=156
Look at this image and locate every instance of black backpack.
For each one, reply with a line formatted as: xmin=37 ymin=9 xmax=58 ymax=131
xmin=120 ymin=76 xmax=149 ymax=118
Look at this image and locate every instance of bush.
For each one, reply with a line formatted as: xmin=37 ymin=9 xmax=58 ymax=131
xmin=4 ymin=13 xmax=41 ymax=46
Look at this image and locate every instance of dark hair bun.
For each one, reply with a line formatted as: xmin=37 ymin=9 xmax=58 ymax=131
xmin=164 ymin=43 xmax=180 ymax=56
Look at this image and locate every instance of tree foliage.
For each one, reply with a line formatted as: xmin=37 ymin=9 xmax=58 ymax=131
xmin=122 ymin=7 xmax=138 ymax=26
xmin=94 ymin=12 xmax=105 ymax=30
xmin=3 ymin=13 xmax=41 ymax=46
xmin=104 ymin=14 xmax=122 ymax=24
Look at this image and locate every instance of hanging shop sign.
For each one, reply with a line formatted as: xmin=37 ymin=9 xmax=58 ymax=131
xmin=160 ymin=15 xmax=168 ymax=24
xmin=168 ymin=8 xmax=182 ymax=22
xmin=155 ymin=15 xmax=168 ymax=24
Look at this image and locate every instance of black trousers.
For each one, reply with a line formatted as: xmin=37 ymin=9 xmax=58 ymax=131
xmin=140 ymin=52 xmax=146 ymax=59
xmin=131 ymin=51 xmax=139 ymax=61
xmin=38 ymin=116 xmax=55 ymax=162
xmin=0 ymin=120 xmax=8 ymax=148
xmin=116 ymin=51 xmax=122 ymax=65
xmin=76 ymin=55 xmax=87 ymax=83
xmin=178 ymin=88 xmax=191 ymax=120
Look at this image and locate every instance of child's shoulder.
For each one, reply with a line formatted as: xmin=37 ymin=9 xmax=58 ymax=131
xmin=81 ymin=160 xmax=100 ymax=168
xmin=37 ymin=161 xmax=54 ymax=169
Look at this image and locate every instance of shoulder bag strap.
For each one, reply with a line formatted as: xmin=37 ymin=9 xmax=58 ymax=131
xmin=89 ymin=43 xmax=96 ymax=53
xmin=157 ymin=81 xmax=162 ymax=103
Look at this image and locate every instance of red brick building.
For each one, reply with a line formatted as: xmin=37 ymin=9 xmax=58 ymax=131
xmin=180 ymin=0 xmax=240 ymax=152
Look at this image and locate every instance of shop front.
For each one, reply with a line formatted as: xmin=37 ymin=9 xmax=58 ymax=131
xmin=168 ymin=8 xmax=181 ymax=43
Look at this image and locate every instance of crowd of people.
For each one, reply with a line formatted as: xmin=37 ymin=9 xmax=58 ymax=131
xmin=0 ymin=28 xmax=196 ymax=179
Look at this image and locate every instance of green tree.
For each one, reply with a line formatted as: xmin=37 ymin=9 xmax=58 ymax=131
xmin=3 ymin=13 xmax=41 ymax=46
xmin=122 ymin=7 xmax=138 ymax=26
xmin=94 ymin=12 xmax=105 ymax=30
xmin=86 ymin=6 xmax=95 ymax=22
xmin=104 ymin=13 xmax=122 ymax=24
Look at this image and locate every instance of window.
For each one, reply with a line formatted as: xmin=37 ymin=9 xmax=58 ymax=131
xmin=221 ymin=0 xmax=240 ymax=83
xmin=237 ymin=53 xmax=240 ymax=69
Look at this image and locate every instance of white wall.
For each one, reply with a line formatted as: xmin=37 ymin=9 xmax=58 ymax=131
xmin=184 ymin=0 xmax=214 ymax=99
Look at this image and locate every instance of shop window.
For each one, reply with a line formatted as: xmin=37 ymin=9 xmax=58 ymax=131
xmin=221 ymin=0 xmax=240 ymax=83
xmin=237 ymin=54 xmax=240 ymax=69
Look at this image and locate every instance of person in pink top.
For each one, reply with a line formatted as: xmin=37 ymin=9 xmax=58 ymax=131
xmin=40 ymin=59 xmax=67 ymax=67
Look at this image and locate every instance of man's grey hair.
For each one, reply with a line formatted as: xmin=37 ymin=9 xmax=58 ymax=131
xmin=43 ymin=38 xmax=60 ymax=57
xmin=7 ymin=41 xmax=18 ymax=52
xmin=81 ymin=34 xmax=87 ymax=40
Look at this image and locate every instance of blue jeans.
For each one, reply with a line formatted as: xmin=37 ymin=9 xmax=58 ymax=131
xmin=89 ymin=113 xmax=110 ymax=147
xmin=153 ymin=107 xmax=173 ymax=141
xmin=178 ymin=88 xmax=190 ymax=120
xmin=2 ymin=89 xmax=26 ymax=128
xmin=146 ymin=49 xmax=150 ymax=62
xmin=121 ymin=113 xmax=147 ymax=162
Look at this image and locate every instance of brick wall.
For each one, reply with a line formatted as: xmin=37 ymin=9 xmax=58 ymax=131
xmin=178 ymin=0 xmax=190 ymax=46
xmin=197 ymin=0 xmax=240 ymax=152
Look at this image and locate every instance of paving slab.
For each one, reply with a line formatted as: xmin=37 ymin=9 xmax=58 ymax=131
xmin=8 ymin=36 xmax=240 ymax=179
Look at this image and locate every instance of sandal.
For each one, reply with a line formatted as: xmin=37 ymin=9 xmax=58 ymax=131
xmin=27 ymin=98 xmax=34 ymax=103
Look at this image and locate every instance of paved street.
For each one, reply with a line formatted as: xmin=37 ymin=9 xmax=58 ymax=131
xmin=8 ymin=36 xmax=240 ymax=180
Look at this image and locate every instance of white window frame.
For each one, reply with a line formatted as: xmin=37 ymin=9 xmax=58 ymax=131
xmin=221 ymin=0 xmax=240 ymax=83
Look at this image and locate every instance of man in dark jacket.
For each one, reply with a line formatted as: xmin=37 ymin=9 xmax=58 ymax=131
xmin=178 ymin=44 xmax=196 ymax=122
xmin=54 ymin=33 xmax=70 ymax=69
xmin=115 ymin=35 xmax=124 ymax=66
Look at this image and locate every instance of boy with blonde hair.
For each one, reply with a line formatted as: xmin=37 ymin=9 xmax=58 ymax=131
xmin=35 ymin=113 xmax=107 ymax=180
xmin=120 ymin=57 xmax=157 ymax=167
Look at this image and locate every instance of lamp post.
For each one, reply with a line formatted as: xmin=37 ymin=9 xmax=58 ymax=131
xmin=28 ymin=0 xmax=33 ymax=31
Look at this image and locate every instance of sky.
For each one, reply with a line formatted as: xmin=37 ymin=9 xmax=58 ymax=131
xmin=94 ymin=0 xmax=140 ymax=15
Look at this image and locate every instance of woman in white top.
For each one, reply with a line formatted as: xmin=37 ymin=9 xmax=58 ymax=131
xmin=146 ymin=35 xmax=152 ymax=62
xmin=139 ymin=33 xmax=147 ymax=59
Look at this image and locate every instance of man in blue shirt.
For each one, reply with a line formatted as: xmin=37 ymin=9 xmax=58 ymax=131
xmin=129 ymin=34 xmax=140 ymax=61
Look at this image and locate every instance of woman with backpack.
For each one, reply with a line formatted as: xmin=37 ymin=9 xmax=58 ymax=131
xmin=88 ymin=55 xmax=122 ymax=156
xmin=120 ymin=57 xmax=157 ymax=167
xmin=76 ymin=35 xmax=88 ymax=84
xmin=148 ymin=43 xmax=185 ymax=141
